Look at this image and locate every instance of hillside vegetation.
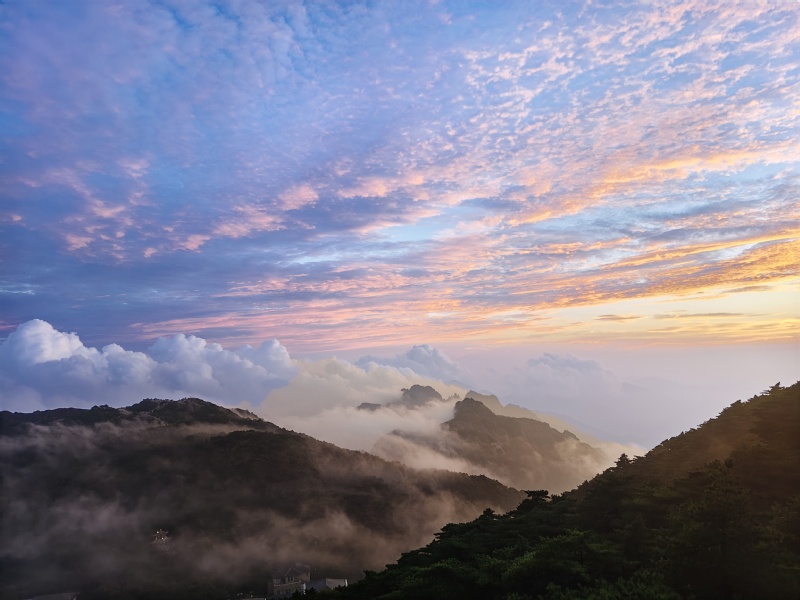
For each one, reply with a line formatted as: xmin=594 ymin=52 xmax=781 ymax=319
xmin=328 ymin=382 xmax=800 ymax=599
xmin=0 ymin=398 xmax=523 ymax=599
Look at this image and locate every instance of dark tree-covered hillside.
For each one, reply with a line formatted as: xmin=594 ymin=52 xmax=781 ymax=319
xmin=327 ymin=382 xmax=800 ymax=599
xmin=0 ymin=398 xmax=523 ymax=600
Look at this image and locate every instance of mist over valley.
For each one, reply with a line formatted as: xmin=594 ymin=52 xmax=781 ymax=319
xmin=1 ymin=397 xmax=525 ymax=598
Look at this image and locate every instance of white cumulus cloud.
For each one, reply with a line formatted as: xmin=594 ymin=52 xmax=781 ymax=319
xmin=356 ymin=344 xmax=469 ymax=385
xmin=0 ymin=320 xmax=296 ymax=412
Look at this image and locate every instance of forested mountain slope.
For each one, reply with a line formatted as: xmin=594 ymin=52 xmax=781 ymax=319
xmin=329 ymin=382 xmax=800 ymax=600
xmin=0 ymin=398 xmax=524 ymax=600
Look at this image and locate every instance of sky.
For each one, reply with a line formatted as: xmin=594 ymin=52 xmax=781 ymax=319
xmin=1 ymin=1 xmax=799 ymax=447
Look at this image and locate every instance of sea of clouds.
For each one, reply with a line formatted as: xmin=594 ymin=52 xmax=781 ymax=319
xmin=0 ymin=319 xmax=730 ymax=451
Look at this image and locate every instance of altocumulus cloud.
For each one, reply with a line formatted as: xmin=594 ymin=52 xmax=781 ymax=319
xmin=0 ymin=320 xmax=296 ymax=411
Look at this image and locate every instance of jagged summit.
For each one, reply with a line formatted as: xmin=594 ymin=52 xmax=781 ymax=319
xmin=373 ymin=392 xmax=607 ymax=493
xmin=357 ymin=384 xmax=445 ymax=412
xmin=456 ymin=396 xmax=495 ymax=415
xmin=450 ymin=396 xmax=579 ymax=441
xmin=463 ymin=390 xmax=587 ymax=439
xmin=398 ymin=384 xmax=443 ymax=407
xmin=463 ymin=390 xmax=504 ymax=412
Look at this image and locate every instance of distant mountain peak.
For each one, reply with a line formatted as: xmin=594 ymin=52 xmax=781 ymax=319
xmin=464 ymin=390 xmax=503 ymax=412
xmin=399 ymin=384 xmax=444 ymax=407
xmin=374 ymin=392 xmax=609 ymax=493
xmin=454 ymin=396 xmax=496 ymax=417
xmin=127 ymin=396 xmax=266 ymax=425
xmin=356 ymin=384 xmax=446 ymax=413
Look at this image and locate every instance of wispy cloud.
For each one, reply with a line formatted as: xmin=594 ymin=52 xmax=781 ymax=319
xmin=595 ymin=314 xmax=643 ymax=322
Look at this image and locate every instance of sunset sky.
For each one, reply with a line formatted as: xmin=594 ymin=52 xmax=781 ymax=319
xmin=1 ymin=1 xmax=798 ymax=444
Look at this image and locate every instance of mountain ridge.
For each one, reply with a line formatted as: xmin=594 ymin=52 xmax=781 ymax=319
xmin=0 ymin=396 xmax=278 ymax=434
xmin=373 ymin=394 xmax=610 ymax=493
xmin=328 ymin=381 xmax=800 ymax=600
xmin=1 ymin=395 xmax=524 ymax=600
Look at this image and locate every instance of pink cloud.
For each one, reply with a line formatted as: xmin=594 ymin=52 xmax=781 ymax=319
xmin=278 ymin=183 xmax=318 ymax=210
xmin=213 ymin=205 xmax=284 ymax=239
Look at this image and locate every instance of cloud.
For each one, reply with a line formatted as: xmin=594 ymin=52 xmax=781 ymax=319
xmin=280 ymin=399 xmax=461 ymax=455
xmin=0 ymin=320 xmax=473 ymax=455
xmin=521 ymin=353 xmax=619 ymax=399
xmin=257 ymin=344 xmax=482 ymax=454
xmin=595 ymin=314 xmax=643 ymax=322
xmin=356 ymin=344 xmax=469 ymax=385
xmin=370 ymin=431 xmax=486 ymax=476
xmin=278 ymin=183 xmax=318 ymax=211
xmin=0 ymin=320 xmax=296 ymax=412
xmin=482 ymin=352 xmax=726 ymax=447
xmin=653 ymin=311 xmax=747 ymax=320
xmin=6 ymin=319 xmax=761 ymax=490
xmin=213 ymin=204 xmax=285 ymax=239
xmin=262 ymin=356 xmax=465 ymax=450
xmin=260 ymin=351 xmax=646 ymax=492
